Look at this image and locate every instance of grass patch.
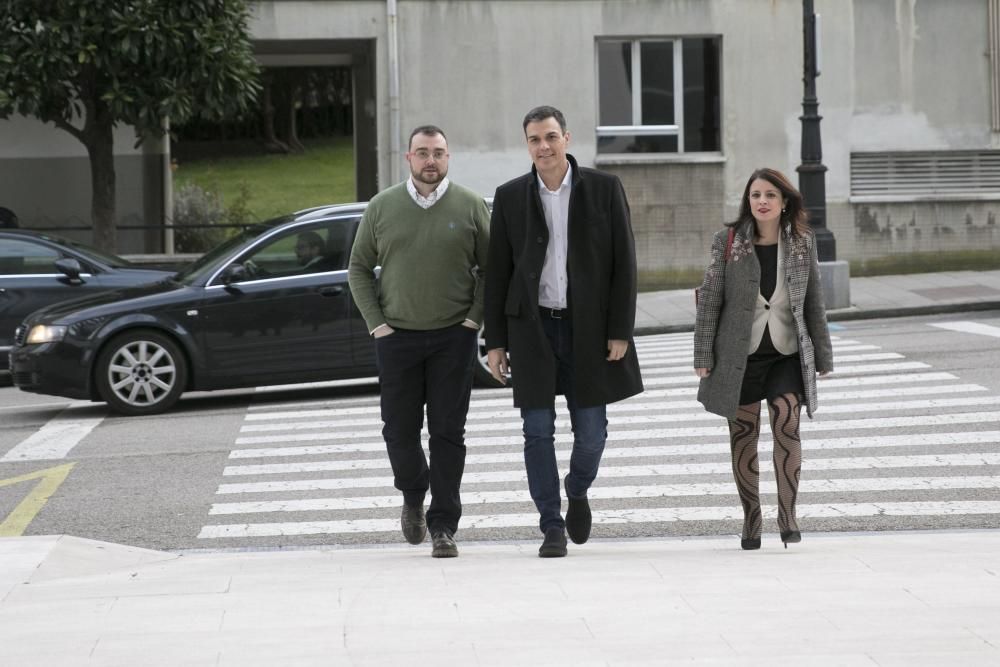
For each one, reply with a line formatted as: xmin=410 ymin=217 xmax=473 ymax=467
xmin=172 ymin=136 xmax=356 ymax=222
xmin=850 ymin=249 xmax=1000 ymax=276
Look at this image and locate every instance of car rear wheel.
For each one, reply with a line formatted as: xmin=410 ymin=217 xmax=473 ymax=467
xmin=95 ymin=330 xmax=187 ymax=415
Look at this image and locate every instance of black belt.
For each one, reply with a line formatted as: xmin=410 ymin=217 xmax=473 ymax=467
xmin=539 ymin=306 xmax=569 ymax=319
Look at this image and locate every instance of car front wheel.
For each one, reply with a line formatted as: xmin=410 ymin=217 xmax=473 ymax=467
xmin=95 ymin=330 xmax=187 ymax=415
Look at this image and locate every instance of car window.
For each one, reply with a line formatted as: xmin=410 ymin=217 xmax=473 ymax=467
xmin=319 ymin=217 xmax=356 ymax=271
xmin=245 ymin=233 xmax=301 ymax=276
xmin=174 ymin=223 xmax=285 ymax=285
xmin=238 ymin=217 xmax=357 ymax=280
xmin=28 ymin=232 xmax=129 ymax=268
xmin=0 ymin=238 xmax=60 ymax=275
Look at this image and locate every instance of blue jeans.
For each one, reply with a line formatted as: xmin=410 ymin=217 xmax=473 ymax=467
xmin=521 ymin=312 xmax=608 ymax=533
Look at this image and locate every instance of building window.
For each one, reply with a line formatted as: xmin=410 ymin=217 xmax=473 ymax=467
xmin=596 ymin=37 xmax=721 ymax=154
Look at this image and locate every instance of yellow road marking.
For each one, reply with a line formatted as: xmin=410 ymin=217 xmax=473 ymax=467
xmin=0 ymin=463 xmax=75 ymax=536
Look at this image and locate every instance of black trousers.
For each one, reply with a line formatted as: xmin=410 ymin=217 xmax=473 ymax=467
xmin=374 ymin=323 xmax=477 ymax=535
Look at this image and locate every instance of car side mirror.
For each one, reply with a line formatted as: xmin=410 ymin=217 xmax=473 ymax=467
xmin=220 ymin=263 xmax=247 ymax=286
xmin=55 ymin=258 xmax=84 ymax=281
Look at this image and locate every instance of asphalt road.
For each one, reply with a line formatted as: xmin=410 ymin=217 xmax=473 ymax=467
xmin=1 ymin=310 xmax=999 ymax=552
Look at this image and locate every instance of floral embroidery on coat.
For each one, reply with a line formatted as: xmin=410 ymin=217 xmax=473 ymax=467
xmin=784 ymin=225 xmax=811 ymax=260
xmin=728 ymin=233 xmax=754 ymax=263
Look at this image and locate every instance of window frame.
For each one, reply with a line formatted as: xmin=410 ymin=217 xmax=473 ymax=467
xmin=595 ymin=35 xmax=721 ymax=157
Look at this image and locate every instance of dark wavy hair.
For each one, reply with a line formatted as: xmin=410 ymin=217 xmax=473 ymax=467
xmin=732 ymin=168 xmax=810 ymax=237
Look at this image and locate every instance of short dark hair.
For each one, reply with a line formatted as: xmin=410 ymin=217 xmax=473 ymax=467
xmin=522 ymin=106 xmax=567 ymax=134
xmin=408 ymin=125 xmax=447 ymax=150
xmin=297 ymin=230 xmax=324 ymax=251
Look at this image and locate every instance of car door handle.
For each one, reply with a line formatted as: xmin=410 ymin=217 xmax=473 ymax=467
xmin=318 ymin=286 xmax=344 ymax=297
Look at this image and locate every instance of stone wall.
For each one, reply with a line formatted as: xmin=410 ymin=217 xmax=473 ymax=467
xmin=601 ymin=161 xmax=725 ymax=285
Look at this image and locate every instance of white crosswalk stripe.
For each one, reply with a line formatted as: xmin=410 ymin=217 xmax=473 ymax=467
xmin=930 ymin=321 xmax=1000 ymax=339
xmin=228 ymin=430 xmax=1000 ymax=460
xmin=198 ymin=329 xmax=1000 ymax=543
xmin=238 ymin=396 xmax=998 ymax=433
xmin=219 ymin=452 xmax=1000 ymax=480
xmin=200 ymin=502 xmax=1000 ymax=539
xmin=208 ymin=477 xmax=1000 ymax=515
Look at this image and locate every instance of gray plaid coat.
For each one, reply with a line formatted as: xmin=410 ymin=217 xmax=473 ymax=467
xmin=693 ymin=219 xmax=833 ymax=419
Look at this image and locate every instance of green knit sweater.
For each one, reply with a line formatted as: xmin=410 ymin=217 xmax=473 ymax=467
xmin=348 ymin=181 xmax=490 ymax=332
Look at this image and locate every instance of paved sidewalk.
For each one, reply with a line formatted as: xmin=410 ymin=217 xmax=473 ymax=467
xmin=636 ymin=269 xmax=1000 ymax=333
xmin=2 ymin=531 xmax=999 ymax=665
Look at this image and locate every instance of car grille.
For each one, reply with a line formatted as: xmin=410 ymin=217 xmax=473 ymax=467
xmin=14 ymin=325 xmax=26 ymax=346
xmin=12 ymin=371 xmax=34 ymax=387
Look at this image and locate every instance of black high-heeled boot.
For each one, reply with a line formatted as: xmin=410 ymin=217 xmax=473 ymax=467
xmin=780 ymin=529 xmax=801 ymax=548
xmin=741 ymin=537 xmax=761 ymax=550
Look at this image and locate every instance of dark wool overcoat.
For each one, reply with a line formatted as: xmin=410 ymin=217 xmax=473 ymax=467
xmin=484 ymin=154 xmax=644 ymax=409
xmin=693 ymin=219 xmax=834 ymax=420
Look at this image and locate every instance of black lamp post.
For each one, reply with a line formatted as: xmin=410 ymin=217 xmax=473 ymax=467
xmin=797 ymin=0 xmax=836 ymax=261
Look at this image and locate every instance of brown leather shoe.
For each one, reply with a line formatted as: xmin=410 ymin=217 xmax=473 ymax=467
xmin=538 ymin=527 xmax=567 ymax=558
xmin=431 ymin=530 xmax=458 ymax=558
xmin=401 ymin=503 xmax=427 ymax=545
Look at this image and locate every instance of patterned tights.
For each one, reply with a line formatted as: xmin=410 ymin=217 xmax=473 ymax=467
xmin=727 ymin=392 xmax=802 ymax=540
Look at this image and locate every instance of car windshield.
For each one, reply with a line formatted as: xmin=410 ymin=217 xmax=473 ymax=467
xmin=33 ymin=232 xmax=132 ymax=268
xmin=172 ymin=217 xmax=293 ymax=285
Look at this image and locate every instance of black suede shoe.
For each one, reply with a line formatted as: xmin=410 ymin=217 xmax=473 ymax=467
xmin=431 ymin=530 xmax=458 ymax=558
xmin=538 ymin=527 xmax=568 ymax=558
xmin=564 ymin=477 xmax=592 ymax=545
xmin=400 ymin=503 xmax=427 ymax=545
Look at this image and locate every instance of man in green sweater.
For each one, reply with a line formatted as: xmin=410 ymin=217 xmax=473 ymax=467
xmin=348 ymin=125 xmax=490 ymax=558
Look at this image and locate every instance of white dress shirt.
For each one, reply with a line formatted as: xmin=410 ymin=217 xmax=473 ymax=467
xmin=537 ymin=165 xmax=572 ymax=309
xmin=406 ymin=176 xmax=449 ymax=209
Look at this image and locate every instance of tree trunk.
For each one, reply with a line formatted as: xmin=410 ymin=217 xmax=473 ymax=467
xmin=262 ymin=79 xmax=289 ymax=154
xmin=84 ymin=116 xmax=117 ymax=252
xmin=272 ymin=71 xmax=304 ymax=153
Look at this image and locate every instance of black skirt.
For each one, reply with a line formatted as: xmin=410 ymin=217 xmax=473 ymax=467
xmin=739 ymin=328 xmax=804 ymax=405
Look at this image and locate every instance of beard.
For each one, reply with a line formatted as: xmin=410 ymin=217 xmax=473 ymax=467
xmin=411 ymin=165 xmax=447 ymax=186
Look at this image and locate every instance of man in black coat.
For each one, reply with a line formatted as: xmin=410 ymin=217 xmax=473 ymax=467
xmin=485 ymin=106 xmax=643 ymax=557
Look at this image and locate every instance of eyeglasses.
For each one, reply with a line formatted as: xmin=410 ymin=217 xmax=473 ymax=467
xmin=412 ymin=149 xmax=448 ymax=161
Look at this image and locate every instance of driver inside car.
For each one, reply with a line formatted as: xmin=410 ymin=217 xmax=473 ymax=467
xmin=243 ymin=231 xmax=334 ymax=278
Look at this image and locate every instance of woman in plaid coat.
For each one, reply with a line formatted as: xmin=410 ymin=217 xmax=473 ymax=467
xmin=693 ymin=168 xmax=833 ymax=550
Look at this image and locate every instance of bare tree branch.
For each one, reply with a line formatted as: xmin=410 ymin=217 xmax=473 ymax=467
xmin=49 ymin=115 xmax=85 ymax=142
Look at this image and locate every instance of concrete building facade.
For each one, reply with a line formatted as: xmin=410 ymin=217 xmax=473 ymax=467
xmin=2 ymin=0 xmax=998 ymax=281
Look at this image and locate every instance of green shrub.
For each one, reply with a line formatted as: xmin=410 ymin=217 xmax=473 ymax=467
xmin=171 ymin=182 xmax=254 ymax=252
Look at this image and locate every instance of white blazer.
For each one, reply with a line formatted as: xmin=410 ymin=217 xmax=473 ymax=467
xmin=748 ymin=232 xmax=799 ymax=356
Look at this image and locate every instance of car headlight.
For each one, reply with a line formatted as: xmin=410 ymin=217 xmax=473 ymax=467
xmin=25 ymin=325 xmax=68 ymax=344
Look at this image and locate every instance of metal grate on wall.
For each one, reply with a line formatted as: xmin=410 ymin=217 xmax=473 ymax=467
xmin=850 ymin=151 xmax=1000 ymax=202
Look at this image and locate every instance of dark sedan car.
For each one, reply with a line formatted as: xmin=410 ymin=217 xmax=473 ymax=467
xmin=0 ymin=229 xmax=175 ymax=369
xmin=10 ymin=203 xmax=500 ymax=415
